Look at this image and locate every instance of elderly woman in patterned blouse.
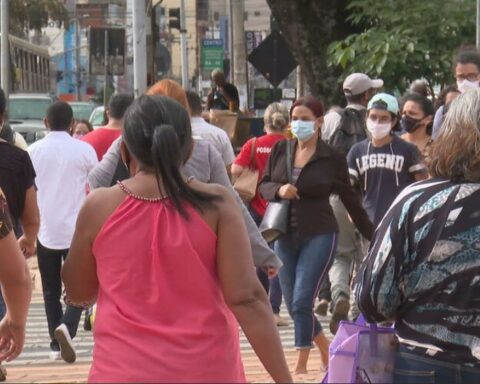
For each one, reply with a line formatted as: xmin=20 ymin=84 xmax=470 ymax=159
xmin=355 ymin=88 xmax=480 ymax=383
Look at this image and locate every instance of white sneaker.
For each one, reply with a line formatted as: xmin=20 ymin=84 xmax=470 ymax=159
xmin=54 ymin=324 xmax=76 ymax=363
xmin=49 ymin=351 xmax=61 ymax=361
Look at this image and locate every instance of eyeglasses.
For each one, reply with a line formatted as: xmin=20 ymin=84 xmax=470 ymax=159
xmin=456 ymin=73 xmax=479 ymax=82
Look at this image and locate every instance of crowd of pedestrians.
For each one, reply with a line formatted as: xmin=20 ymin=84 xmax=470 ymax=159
xmin=0 ymin=48 xmax=479 ymax=383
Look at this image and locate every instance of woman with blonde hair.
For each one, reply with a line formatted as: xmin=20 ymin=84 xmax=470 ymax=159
xmin=356 ymin=88 xmax=480 ymax=383
xmin=232 ymin=102 xmax=289 ymax=326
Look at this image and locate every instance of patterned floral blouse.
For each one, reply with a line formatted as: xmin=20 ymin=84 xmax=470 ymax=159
xmin=356 ymin=178 xmax=480 ymax=363
xmin=0 ymin=189 xmax=13 ymax=240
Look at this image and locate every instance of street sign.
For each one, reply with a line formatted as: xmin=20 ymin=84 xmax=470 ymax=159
xmin=282 ymin=88 xmax=296 ymax=99
xmin=201 ymin=39 xmax=224 ymax=71
xmin=89 ymin=28 xmax=125 ymax=76
xmin=245 ymin=31 xmax=263 ymax=54
xmin=247 ymin=30 xmax=297 ymax=88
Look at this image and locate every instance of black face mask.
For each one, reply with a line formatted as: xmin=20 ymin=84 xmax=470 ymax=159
xmin=400 ymin=115 xmax=422 ymax=133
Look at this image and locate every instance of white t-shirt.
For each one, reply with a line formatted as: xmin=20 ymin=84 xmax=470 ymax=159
xmin=28 ymin=131 xmax=98 ymax=249
xmin=190 ymin=117 xmax=235 ymax=166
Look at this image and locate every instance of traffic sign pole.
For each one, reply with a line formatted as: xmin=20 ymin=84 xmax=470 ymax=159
xmin=132 ymin=0 xmax=147 ymax=97
xmin=1 ymin=0 xmax=9 ymax=103
xmin=180 ymin=0 xmax=189 ymax=89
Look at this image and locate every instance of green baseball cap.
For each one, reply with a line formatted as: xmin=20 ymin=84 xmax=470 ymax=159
xmin=367 ymin=93 xmax=399 ymax=114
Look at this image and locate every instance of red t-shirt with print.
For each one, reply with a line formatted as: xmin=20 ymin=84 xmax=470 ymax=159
xmin=234 ymin=133 xmax=285 ymax=217
xmin=81 ymin=127 xmax=122 ymax=161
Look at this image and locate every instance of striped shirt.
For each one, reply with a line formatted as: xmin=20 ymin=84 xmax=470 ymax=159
xmin=356 ymin=178 xmax=480 ymax=363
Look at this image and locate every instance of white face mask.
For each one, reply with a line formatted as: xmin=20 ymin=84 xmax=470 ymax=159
xmin=366 ymin=118 xmax=391 ymax=140
xmin=457 ymin=79 xmax=479 ymax=93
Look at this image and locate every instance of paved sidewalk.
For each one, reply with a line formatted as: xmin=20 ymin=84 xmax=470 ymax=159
xmin=4 ymin=257 xmax=329 ymax=383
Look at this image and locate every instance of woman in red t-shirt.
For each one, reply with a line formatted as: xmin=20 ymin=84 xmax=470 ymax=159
xmin=232 ymin=102 xmax=288 ymax=326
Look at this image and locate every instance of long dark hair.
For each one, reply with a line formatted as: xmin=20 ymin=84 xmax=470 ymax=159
xmin=401 ymin=93 xmax=435 ymax=135
xmin=123 ymin=95 xmax=220 ymax=217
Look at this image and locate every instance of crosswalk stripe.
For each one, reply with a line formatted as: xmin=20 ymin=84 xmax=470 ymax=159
xmin=11 ymin=300 xmax=332 ymax=366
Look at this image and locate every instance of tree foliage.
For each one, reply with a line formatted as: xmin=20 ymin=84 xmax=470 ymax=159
xmin=9 ymin=0 xmax=69 ymax=37
xmin=328 ymin=0 xmax=476 ymax=95
xmin=266 ymin=0 xmax=356 ymax=105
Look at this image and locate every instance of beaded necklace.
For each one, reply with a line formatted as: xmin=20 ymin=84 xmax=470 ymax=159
xmin=117 ymin=176 xmax=195 ymax=202
xmin=117 ymin=181 xmax=168 ymax=202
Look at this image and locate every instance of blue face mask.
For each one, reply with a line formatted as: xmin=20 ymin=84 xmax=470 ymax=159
xmin=291 ymin=120 xmax=316 ymax=141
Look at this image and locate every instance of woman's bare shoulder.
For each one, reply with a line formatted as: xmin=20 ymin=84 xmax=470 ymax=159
xmin=85 ymin=186 xmax=125 ymax=207
xmin=79 ymin=186 xmax=126 ymax=232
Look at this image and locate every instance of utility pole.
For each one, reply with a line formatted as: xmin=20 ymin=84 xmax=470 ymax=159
xmin=180 ymin=0 xmax=189 ymax=89
xmin=132 ymin=0 xmax=147 ymax=97
xmin=477 ymin=0 xmax=480 ymax=48
xmin=227 ymin=0 xmax=234 ymax=81
xmin=1 ymin=0 xmax=10 ymax=103
xmin=232 ymin=0 xmax=247 ymax=111
xmin=75 ymin=7 xmax=81 ymax=100
xmin=103 ymin=29 xmax=109 ymax=107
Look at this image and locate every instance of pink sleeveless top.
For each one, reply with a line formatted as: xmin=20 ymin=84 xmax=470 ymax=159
xmin=88 ymin=188 xmax=246 ymax=383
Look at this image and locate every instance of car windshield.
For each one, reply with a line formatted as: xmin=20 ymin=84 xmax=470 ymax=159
xmin=9 ymin=98 xmax=52 ymax=120
xmin=90 ymin=108 xmax=106 ymax=126
xmin=71 ymin=104 xmax=96 ymax=120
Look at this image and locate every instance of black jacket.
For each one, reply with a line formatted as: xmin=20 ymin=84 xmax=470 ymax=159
xmin=259 ymin=138 xmax=373 ymax=240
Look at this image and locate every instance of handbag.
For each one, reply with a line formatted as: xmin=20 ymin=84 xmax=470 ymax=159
xmin=233 ymin=138 xmax=259 ymax=202
xmin=323 ymin=316 xmax=396 ymax=384
xmin=259 ymin=140 xmax=292 ymax=243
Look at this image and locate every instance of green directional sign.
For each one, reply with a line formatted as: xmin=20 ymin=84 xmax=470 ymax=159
xmin=201 ymin=39 xmax=224 ymax=71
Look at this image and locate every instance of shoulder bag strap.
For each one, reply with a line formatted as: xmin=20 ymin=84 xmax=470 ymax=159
xmin=249 ymin=138 xmax=257 ymax=169
xmin=286 ymin=139 xmax=292 ymax=184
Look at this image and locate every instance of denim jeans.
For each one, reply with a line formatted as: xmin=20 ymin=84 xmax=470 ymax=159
xmin=0 ymin=291 xmax=5 ymax=319
xmin=275 ymin=231 xmax=337 ymax=348
xmin=249 ymin=205 xmax=283 ymax=314
xmin=394 ymin=345 xmax=480 ymax=384
xmin=37 ymin=240 xmax=82 ymax=351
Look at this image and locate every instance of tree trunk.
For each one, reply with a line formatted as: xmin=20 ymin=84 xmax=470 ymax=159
xmin=266 ymin=0 xmax=353 ymax=106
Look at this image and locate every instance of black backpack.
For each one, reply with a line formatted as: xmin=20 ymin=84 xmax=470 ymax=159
xmin=327 ymin=108 xmax=367 ymax=156
xmin=110 ymin=157 xmax=130 ymax=187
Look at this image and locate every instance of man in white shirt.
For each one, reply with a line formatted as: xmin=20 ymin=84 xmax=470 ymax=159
xmin=28 ymin=102 xmax=97 ymax=363
xmin=186 ymin=91 xmax=235 ymax=173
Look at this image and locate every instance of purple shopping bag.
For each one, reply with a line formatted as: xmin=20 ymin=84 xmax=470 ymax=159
xmin=323 ymin=316 xmax=395 ymax=384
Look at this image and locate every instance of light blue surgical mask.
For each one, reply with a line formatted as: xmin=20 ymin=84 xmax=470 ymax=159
xmin=291 ymin=120 xmax=316 ymax=141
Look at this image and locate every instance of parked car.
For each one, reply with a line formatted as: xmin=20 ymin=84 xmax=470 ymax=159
xmin=8 ymin=94 xmax=56 ymax=145
xmin=69 ymin=101 xmax=98 ymax=121
xmin=89 ymin=105 xmax=106 ymax=128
